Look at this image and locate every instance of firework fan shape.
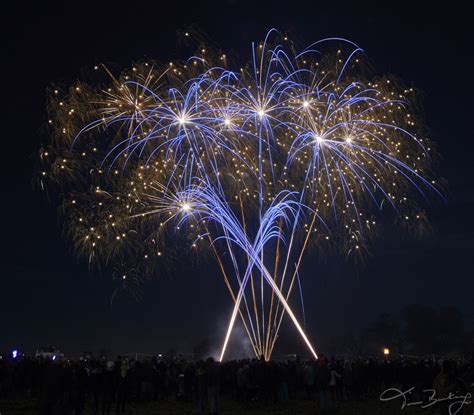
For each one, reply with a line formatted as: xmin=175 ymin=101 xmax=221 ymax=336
xmin=38 ymin=29 xmax=441 ymax=360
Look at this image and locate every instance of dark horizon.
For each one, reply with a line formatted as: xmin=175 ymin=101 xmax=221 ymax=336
xmin=2 ymin=0 xmax=473 ymax=358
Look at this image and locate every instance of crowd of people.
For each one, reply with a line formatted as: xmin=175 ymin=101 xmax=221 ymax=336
xmin=0 ymin=352 xmax=473 ymax=414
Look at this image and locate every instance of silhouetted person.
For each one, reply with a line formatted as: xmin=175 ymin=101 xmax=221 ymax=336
xmin=206 ymin=358 xmax=220 ymax=415
xmin=89 ymin=360 xmax=102 ymax=415
xmin=115 ymin=356 xmax=130 ymax=415
xmin=101 ymin=361 xmax=115 ymax=415
xmin=37 ymin=360 xmax=62 ymax=415
xmin=196 ymin=361 xmax=207 ymax=414
xmin=316 ymin=357 xmax=332 ymax=412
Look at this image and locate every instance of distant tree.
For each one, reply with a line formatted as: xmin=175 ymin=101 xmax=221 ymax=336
xmin=328 ymin=329 xmax=373 ymax=357
xmin=339 ymin=331 xmax=365 ymax=356
xmin=402 ymin=304 xmax=438 ymax=354
xmin=363 ymin=312 xmax=401 ymax=353
xmin=355 ymin=305 xmax=467 ymax=357
xmin=436 ymin=306 xmax=464 ymax=354
xmin=401 ymin=304 xmax=466 ymax=355
xmin=460 ymin=330 xmax=474 ymax=357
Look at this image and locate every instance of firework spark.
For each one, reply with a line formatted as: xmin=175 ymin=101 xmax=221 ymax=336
xmin=38 ymin=29 xmax=441 ymax=360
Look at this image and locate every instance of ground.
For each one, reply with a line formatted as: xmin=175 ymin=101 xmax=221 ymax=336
xmin=0 ymin=398 xmax=427 ymax=415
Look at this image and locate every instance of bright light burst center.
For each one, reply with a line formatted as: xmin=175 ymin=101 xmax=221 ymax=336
xmin=177 ymin=114 xmax=190 ymax=126
xmin=314 ymin=134 xmax=324 ymax=144
xmin=181 ymin=202 xmax=192 ymax=212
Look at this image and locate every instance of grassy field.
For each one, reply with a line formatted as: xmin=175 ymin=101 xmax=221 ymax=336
xmin=0 ymin=397 xmax=427 ymax=415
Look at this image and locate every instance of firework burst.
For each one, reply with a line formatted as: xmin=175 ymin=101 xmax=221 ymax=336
xmin=37 ymin=29 xmax=441 ymax=360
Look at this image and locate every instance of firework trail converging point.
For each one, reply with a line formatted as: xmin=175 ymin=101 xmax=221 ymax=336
xmin=37 ymin=29 xmax=441 ymax=361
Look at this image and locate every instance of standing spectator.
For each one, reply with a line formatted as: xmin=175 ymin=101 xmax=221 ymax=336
xmin=303 ymin=361 xmax=315 ymax=399
xmin=101 ymin=360 xmax=115 ymax=415
xmin=37 ymin=360 xmax=62 ymax=415
xmin=316 ymin=357 xmax=332 ymax=412
xmin=196 ymin=361 xmax=207 ymax=414
xmin=89 ymin=360 xmax=102 ymax=415
xmin=329 ymin=361 xmax=342 ymax=405
xmin=206 ymin=358 xmax=220 ymax=415
xmin=116 ymin=356 xmax=130 ymax=415
xmin=342 ymin=360 xmax=353 ymax=400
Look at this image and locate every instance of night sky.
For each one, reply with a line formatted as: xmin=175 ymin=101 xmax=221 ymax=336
xmin=2 ymin=0 xmax=473 ymax=357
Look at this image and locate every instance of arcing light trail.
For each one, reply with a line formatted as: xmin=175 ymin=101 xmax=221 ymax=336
xmin=38 ymin=29 xmax=440 ymax=361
